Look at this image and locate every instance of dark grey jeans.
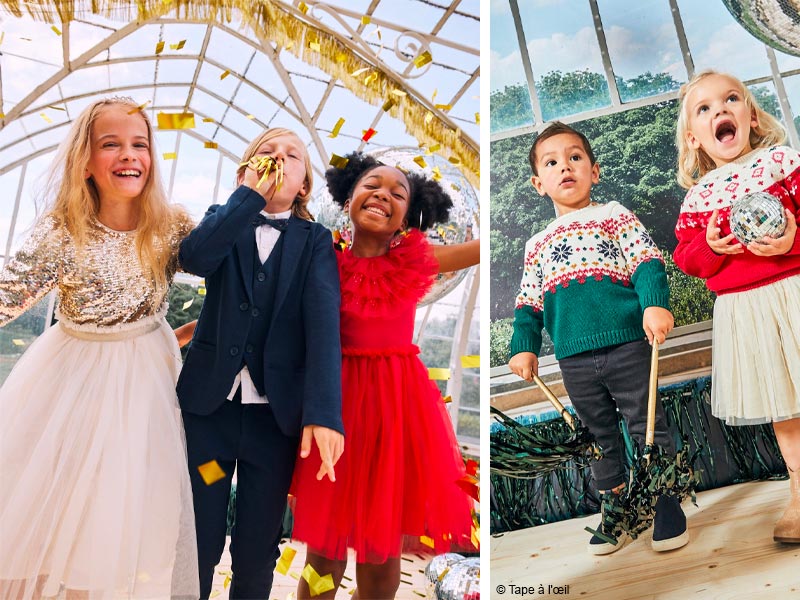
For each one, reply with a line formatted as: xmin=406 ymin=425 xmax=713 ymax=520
xmin=559 ymin=338 xmax=675 ymax=490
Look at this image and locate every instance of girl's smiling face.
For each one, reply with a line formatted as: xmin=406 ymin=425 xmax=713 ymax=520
xmin=683 ymin=73 xmax=758 ymax=167
xmin=347 ymin=165 xmax=410 ymax=237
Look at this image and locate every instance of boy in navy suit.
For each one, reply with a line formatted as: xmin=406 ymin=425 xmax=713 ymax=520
xmin=177 ymin=128 xmax=343 ymax=599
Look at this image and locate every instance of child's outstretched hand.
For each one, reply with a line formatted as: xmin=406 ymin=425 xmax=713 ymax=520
xmin=706 ymin=209 xmax=743 ymax=255
xmin=300 ymin=425 xmax=345 ymax=482
xmin=509 ymin=351 xmax=538 ymax=382
xmin=747 ymin=208 xmax=797 ymax=256
xmin=643 ymin=306 xmax=674 ymax=345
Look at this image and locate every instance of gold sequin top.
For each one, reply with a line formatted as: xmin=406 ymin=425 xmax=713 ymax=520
xmin=0 ymin=214 xmax=194 ymax=329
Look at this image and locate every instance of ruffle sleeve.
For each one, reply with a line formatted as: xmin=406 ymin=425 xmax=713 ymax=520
xmin=337 ymin=229 xmax=439 ymax=317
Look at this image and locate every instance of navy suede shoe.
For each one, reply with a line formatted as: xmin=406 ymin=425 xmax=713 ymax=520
xmin=652 ymin=494 xmax=689 ymax=551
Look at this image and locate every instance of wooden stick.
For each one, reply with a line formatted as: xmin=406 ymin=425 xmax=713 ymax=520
xmin=645 ymin=339 xmax=660 ymax=449
xmin=532 ymin=374 xmax=576 ymax=430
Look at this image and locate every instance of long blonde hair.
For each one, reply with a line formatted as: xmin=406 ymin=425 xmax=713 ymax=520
xmin=676 ymin=70 xmax=786 ymax=189
xmin=235 ymin=128 xmax=315 ymax=221
xmin=44 ymin=97 xmax=187 ymax=292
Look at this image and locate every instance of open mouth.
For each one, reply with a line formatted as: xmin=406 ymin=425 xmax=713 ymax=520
xmin=363 ymin=204 xmax=389 ymax=217
xmin=560 ymin=177 xmax=576 ymax=186
xmin=715 ymin=121 xmax=737 ymax=143
xmin=114 ymin=169 xmax=142 ymax=178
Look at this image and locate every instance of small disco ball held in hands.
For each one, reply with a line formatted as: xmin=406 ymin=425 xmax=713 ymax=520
xmin=424 ymin=553 xmax=465 ymax=599
xmin=722 ymin=0 xmax=800 ymax=56
xmin=311 ymin=146 xmax=479 ymax=306
xmin=435 ymin=557 xmax=480 ymax=600
xmin=729 ymin=191 xmax=787 ymax=245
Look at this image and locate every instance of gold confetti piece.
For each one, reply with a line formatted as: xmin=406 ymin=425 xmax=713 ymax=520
xmin=301 ymin=564 xmax=335 ymax=596
xmin=198 ymin=287 xmax=207 ymax=296
xmin=217 ymin=570 xmax=232 ymax=576
xmin=420 ymin=535 xmax=435 ymax=548
xmin=223 ymin=575 xmax=231 ymax=589
xmin=329 ymin=154 xmax=349 ymax=169
xmin=390 ymin=89 xmax=407 ymax=97
xmin=209 ymin=592 xmax=220 ymax=598
xmin=428 ymin=368 xmax=450 ymax=380
xmin=434 ymin=103 xmax=453 ymax=112
xmin=202 ymin=117 xmax=215 ymax=123
xmin=275 ymin=546 xmax=297 ymax=575
xmin=425 ymin=144 xmax=441 ymax=154
xmin=246 ymin=114 xmax=255 ymax=120
xmin=51 ymin=25 xmax=61 ymax=35
xmin=461 ymin=355 xmax=480 ymax=368
xmin=432 ymin=89 xmax=438 ymax=103
xmin=156 ymin=112 xmax=196 ymax=130
xmin=361 ymin=15 xmax=371 ymax=24
xmin=204 ymin=141 xmax=219 ymax=149
xmin=413 ymin=156 xmax=427 ymax=169
xmin=432 ymin=166 xmax=442 ymax=182
xmin=0 ymin=113 xmax=5 ymax=119
xmin=471 ymin=525 xmax=480 ymax=548
xmin=12 ymin=339 xmax=25 ymax=346
xmin=40 ymin=113 xmax=52 ymax=123
xmin=182 ymin=299 xmax=193 ymax=310
xmin=361 ymin=128 xmax=377 ymax=142
xmin=220 ymin=69 xmax=230 ymax=80
xmin=442 ymin=395 xmax=452 ymax=404
xmin=163 ymin=152 xmax=177 ymax=160
xmin=289 ymin=571 xmax=300 ymax=580
xmin=128 ymin=100 xmax=150 ymax=114
xmin=424 ymin=111 xmax=433 ymax=125
xmin=381 ymin=98 xmax=395 ymax=112
xmin=413 ymin=50 xmax=432 ymax=68
xmin=475 ymin=112 xmax=480 ymax=124
xmin=351 ymin=67 xmax=369 ymax=77
xmin=448 ymin=156 xmax=461 ymax=166
xmin=170 ymin=40 xmax=186 ymax=50
xmin=155 ymin=40 xmax=165 ymax=55
xmin=197 ymin=460 xmax=226 ymax=485
xmin=364 ymin=72 xmax=378 ymax=86
xmin=308 ymin=41 xmax=320 ymax=52
xmin=328 ymin=117 xmax=345 ymax=138
xmin=298 ymin=1 xmax=309 ymax=13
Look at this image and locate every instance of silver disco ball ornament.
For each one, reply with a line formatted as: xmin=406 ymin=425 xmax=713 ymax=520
xmin=434 ymin=557 xmax=480 ymax=600
xmin=310 ymin=146 xmax=480 ymax=306
xmin=729 ymin=191 xmax=787 ymax=245
xmin=424 ymin=553 xmax=466 ymax=599
xmin=722 ymin=1 xmax=800 ymax=56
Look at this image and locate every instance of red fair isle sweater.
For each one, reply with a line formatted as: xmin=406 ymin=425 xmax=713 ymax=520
xmin=674 ymin=145 xmax=800 ymax=295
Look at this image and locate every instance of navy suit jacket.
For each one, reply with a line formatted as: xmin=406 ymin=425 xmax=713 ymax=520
xmin=176 ymin=186 xmax=343 ymax=437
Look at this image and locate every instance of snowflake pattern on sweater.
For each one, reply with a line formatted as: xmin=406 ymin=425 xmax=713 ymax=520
xmin=516 ymin=202 xmax=662 ymax=311
xmin=674 ymin=145 xmax=800 ymax=294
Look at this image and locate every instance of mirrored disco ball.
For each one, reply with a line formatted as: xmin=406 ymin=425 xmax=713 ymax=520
xmin=310 ymin=146 xmax=480 ymax=306
xmin=722 ymin=0 xmax=800 ymax=56
xmin=729 ymin=191 xmax=787 ymax=244
xmin=424 ymin=553 xmax=465 ymax=599
xmin=434 ymin=557 xmax=480 ymax=600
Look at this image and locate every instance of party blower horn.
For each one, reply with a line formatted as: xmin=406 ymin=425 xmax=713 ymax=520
xmin=490 ymin=374 xmax=601 ymax=479
xmin=585 ymin=340 xmax=701 ymax=546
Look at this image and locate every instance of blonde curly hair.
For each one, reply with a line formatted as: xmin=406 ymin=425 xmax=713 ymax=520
xmin=675 ymin=70 xmax=786 ymax=189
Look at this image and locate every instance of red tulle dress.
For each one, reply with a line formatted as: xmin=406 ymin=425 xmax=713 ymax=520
xmin=290 ymin=230 xmax=473 ymax=563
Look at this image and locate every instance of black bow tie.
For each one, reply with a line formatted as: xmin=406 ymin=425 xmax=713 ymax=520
xmin=252 ymin=215 xmax=290 ymax=231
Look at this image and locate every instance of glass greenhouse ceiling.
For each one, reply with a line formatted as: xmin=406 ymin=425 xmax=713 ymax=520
xmin=0 ymin=0 xmax=480 ymax=221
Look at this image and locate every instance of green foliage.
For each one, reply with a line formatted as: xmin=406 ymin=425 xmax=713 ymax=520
xmin=751 ymin=85 xmax=781 ymax=121
xmin=663 ymin=250 xmax=715 ymax=327
xmin=490 ymin=84 xmax=533 ymax=132
xmin=165 ymin=282 xmax=205 ymax=329
xmin=490 ymin=318 xmax=513 ymax=368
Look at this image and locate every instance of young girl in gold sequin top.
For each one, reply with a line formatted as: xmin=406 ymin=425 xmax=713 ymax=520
xmin=0 ymin=98 xmax=199 ymax=599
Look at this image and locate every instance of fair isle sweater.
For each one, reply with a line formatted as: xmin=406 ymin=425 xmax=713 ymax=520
xmin=510 ymin=201 xmax=670 ymax=360
xmin=674 ymin=145 xmax=800 ymax=295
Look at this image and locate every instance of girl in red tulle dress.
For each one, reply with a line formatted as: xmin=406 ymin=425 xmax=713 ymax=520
xmin=291 ymin=152 xmax=479 ymax=599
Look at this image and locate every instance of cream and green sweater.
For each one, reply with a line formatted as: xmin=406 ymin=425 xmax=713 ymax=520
xmin=510 ymin=201 xmax=670 ymax=360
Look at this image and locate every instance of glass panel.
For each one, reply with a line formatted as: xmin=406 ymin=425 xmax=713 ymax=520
xmin=517 ymin=0 xmax=611 ymax=120
xmin=0 ymin=168 xmax=22 ymax=257
xmin=780 ymin=74 xmax=800 ymax=134
xmin=489 ymin=1 xmax=534 ymax=133
xmin=597 ymin=0 xmax=686 ymax=101
xmin=0 ymin=293 xmax=54 ymax=385
xmin=776 ymin=49 xmax=800 ymax=73
xmin=677 ymin=0 xmax=771 ymax=82
xmin=748 ymin=80 xmax=784 ymax=124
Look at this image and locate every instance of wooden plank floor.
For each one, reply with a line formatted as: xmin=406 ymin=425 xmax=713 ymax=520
xmin=210 ymin=540 xmax=432 ymax=599
xmin=491 ymin=479 xmax=800 ymax=599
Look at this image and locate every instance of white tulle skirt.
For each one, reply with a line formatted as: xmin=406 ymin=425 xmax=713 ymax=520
xmin=0 ymin=312 xmax=199 ymax=599
xmin=711 ymin=274 xmax=800 ymax=426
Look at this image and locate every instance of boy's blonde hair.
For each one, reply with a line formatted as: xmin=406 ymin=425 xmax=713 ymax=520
xmin=44 ymin=97 xmax=188 ymax=292
xmin=235 ymin=128 xmax=314 ymax=221
xmin=676 ymin=69 xmax=786 ymax=189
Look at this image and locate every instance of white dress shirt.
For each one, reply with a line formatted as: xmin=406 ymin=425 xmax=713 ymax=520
xmin=227 ymin=208 xmax=291 ymax=405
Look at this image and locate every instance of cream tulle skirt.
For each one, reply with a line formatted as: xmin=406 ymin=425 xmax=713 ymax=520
xmin=711 ymin=274 xmax=800 ymax=426
xmin=0 ymin=312 xmax=198 ymax=599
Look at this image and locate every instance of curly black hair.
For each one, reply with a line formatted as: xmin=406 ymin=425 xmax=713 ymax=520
xmin=325 ymin=151 xmax=453 ymax=232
